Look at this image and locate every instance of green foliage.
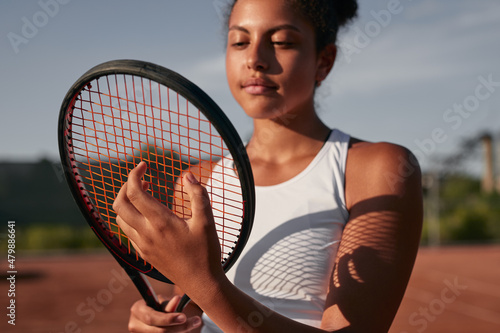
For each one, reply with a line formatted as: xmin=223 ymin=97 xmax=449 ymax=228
xmin=449 ymin=209 xmax=493 ymax=241
xmin=440 ymin=174 xmax=481 ymax=203
xmin=423 ymin=173 xmax=500 ymax=244
xmin=11 ymin=224 xmax=103 ymax=251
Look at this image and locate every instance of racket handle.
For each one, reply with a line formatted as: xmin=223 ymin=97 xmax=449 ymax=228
xmin=175 ymin=294 xmax=191 ymax=312
xmin=124 ymin=266 xmax=162 ymax=311
xmin=109 ymin=251 xmax=162 ymax=311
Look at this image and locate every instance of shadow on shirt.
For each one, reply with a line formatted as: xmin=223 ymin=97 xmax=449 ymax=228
xmin=233 ymin=209 xmax=345 ymax=320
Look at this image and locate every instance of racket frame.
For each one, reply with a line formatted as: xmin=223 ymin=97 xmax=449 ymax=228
xmin=58 ymin=59 xmax=255 ymax=310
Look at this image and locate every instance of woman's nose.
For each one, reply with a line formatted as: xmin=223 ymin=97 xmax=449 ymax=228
xmin=246 ymin=41 xmax=269 ymax=71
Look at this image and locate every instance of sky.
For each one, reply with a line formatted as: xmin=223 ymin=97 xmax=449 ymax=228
xmin=1 ymin=0 xmax=499 ymax=174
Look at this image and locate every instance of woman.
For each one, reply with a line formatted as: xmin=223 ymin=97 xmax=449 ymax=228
xmin=113 ymin=0 xmax=423 ymax=332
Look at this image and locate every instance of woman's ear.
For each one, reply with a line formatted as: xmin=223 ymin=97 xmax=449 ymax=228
xmin=315 ymin=44 xmax=337 ymax=86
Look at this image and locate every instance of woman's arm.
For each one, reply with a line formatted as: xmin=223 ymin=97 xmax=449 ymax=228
xmin=321 ymin=142 xmax=423 ymax=332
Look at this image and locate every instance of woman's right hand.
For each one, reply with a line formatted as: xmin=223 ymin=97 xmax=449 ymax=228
xmin=128 ymin=295 xmax=203 ymax=333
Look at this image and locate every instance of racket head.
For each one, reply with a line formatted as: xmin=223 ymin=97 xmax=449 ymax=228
xmin=58 ymin=59 xmax=254 ymax=283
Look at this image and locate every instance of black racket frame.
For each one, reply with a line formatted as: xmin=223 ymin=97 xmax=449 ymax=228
xmin=58 ymin=59 xmax=255 ymax=311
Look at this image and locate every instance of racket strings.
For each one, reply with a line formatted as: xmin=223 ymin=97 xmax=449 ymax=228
xmin=66 ymin=74 xmax=244 ymax=269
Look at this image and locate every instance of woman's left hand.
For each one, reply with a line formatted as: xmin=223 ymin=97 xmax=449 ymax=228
xmin=113 ymin=161 xmax=224 ymax=291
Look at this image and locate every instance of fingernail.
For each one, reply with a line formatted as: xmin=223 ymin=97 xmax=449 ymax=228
xmin=174 ymin=314 xmax=186 ymax=324
xmin=186 ymin=172 xmax=199 ymax=184
xmin=191 ymin=317 xmax=202 ymax=327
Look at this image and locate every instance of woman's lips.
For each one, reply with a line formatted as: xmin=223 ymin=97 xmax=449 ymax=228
xmin=241 ymin=78 xmax=278 ymax=95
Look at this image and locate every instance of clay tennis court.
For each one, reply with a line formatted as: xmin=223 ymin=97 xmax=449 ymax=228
xmin=2 ymin=245 xmax=499 ymax=333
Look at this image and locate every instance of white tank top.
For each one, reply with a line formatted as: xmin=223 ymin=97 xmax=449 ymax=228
xmin=201 ymin=129 xmax=350 ymax=332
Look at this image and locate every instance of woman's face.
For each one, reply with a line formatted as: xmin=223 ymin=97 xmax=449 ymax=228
xmin=226 ymin=0 xmax=330 ymax=121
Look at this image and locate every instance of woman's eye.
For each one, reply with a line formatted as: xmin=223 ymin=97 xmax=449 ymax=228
xmin=231 ymin=41 xmax=248 ymax=48
xmin=272 ymin=41 xmax=294 ymax=47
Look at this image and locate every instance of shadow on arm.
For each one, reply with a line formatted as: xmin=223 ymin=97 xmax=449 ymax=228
xmin=322 ymin=193 xmax=423 ymax=332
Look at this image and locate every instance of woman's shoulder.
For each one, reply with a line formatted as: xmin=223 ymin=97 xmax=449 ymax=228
xmin=345 ymin=137 xmax=422 ymax=208
xmin=348 ymin=138 xmax=417 ymax=166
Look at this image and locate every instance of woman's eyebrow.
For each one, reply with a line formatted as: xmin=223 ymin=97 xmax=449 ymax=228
xmin=228 ymin=24 xmax=301 ymax=34
xmin=268 ymin=24 xmax=301 ymax=34
xmin=228 ymin=25 xmax=250 ymax=34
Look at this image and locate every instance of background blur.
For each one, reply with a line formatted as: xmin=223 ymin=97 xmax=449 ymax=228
xmin=1 ymin=0 xmax=499 ymax=332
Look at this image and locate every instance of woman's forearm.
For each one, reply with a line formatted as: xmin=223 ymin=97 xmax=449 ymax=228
xmin=190 ymin=275 xmax=330 ymax=333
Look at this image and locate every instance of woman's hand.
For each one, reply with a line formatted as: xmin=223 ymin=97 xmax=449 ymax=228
xmin=128 ymin=295 xmax=202 ymax=333
xmin=113 ymin=161 xmax=224 ymax=292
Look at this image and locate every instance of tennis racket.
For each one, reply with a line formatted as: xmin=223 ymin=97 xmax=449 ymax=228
xmin=58 ymin=59 xmax=255 ymax=312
